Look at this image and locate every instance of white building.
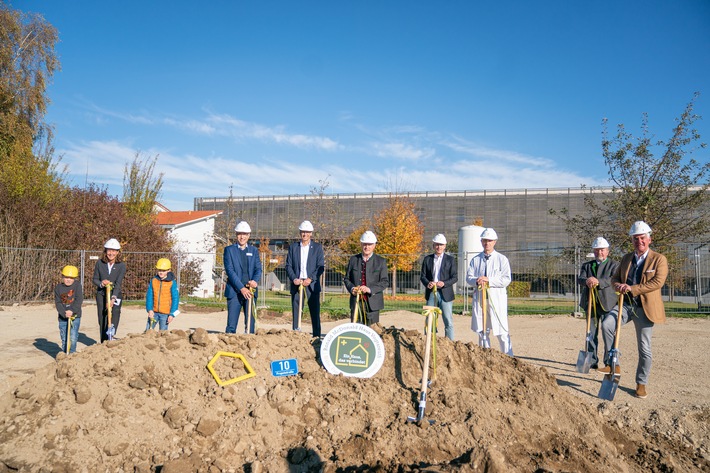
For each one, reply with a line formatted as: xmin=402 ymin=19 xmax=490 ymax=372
xmin=155 ymin=209 xmax=222 ymax=297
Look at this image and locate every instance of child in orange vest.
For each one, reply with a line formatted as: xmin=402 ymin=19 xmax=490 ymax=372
xmin=145 ymin=258 xmax=180 ymax=331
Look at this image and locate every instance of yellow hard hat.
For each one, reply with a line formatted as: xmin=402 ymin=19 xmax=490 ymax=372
xmin=156 ymin=258 xmax=172 ymax=270
xmin=61 ymin=265 xmax=79 ymax=278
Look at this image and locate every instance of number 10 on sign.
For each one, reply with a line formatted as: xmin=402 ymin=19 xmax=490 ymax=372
xmin=270 ymin=358 xmax=299 ymax=377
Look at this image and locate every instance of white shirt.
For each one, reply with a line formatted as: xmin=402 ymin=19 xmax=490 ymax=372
xmin=432 ymin=254 xmax=443 ymax=282
xmin=299 ymin=243 xmax=310 ymax=279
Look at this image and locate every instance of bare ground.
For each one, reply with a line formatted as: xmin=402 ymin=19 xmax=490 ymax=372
xmin=0 ymin=303 xmax=708 ymax=472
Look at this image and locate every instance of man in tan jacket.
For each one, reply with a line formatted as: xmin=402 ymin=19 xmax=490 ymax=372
xmin=600 ymin=221 xmax=668 ymax=399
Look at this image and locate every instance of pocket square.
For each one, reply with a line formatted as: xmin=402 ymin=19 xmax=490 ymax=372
xmin=645 ymin=269 xmax=655 ymax=273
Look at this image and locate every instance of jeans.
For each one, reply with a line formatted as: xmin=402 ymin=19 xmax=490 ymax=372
xmin=427 ymin=293 xmax=454 ymax=340
xmin=601 ymin=304 xmax=654 ymax=384
xmin=146 ymin=312 xmax=170 ymax=331
xmin=58 ymin=317 xmax=81 ymax=354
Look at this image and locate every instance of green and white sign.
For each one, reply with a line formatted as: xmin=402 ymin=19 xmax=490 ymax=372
xmin=320 ymin=323 xmax=385 ymax=378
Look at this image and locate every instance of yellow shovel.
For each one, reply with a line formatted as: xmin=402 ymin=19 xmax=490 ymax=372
xmin=105 ymin=282 xmax=115 ymax=340
xmin=479 ymin=283 xmax=491 ymax=348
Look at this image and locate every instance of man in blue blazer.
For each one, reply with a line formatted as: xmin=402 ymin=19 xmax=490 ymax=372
xmin=224 ymin=221 xmax=262 ymax=334
xmin=285 ymin=220 xmax=325 ymax=337
xmin=420 ymin=233 xmax=458 ymax=340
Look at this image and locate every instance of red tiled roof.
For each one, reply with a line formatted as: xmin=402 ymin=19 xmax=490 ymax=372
xmin=155 ymin=210 xmax=222 ymax=226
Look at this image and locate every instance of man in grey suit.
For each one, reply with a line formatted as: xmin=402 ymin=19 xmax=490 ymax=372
xmin=285 ymin=220 xmax=325 ymax=338
xmin=420 ymin=234 xmax=458 ymax=340
xmin=343 ymin=231 xmax=389 ymax=326
xmin=577 ymin=236 xmax=619 ymax=369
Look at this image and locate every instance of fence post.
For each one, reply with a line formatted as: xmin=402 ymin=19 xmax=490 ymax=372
xmin=176 ymin=254 xmax=182 ymax=297
xmin=80 ymin=249 xmax=86 ymax=290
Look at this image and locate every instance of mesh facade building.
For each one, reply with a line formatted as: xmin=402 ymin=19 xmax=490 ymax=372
xmin=194 ymin=187 xmax=588 ymax=252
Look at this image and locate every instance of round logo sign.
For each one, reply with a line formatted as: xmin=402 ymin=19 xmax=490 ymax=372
xmin=320 ymin=323 xmax=385 ymax=378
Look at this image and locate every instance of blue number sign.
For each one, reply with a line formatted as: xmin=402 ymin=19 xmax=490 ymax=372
xmin=270 ymin=358 xmax=299 ymax=377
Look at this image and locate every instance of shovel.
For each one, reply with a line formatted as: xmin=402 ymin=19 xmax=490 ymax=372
xmin=296 ymin=283 xmax=305 ymax=331
xmin=407 ymin=305 xmax=438 ymax=424
xmin=105 ymin=282 xmax=115 ymax=341
xmin=66 ymin=316 xmax=73 ymax=354
xmin=598 ymin=292 xmax=624 ymax=401
xmin=479 ymin=283 xmax=491 ymax=349
xmin=245 ymin=288 xmax=253 ymax=333
xmin=576 ymin=291 xmax=596 ymax=373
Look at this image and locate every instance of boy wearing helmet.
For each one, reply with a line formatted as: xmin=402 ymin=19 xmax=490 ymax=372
xmin=54 ymin=265 xmax=83 ymax=354
xmin=285 ymin=220 xmax=325 ymax=337
xmin=577 ymin=237 xmax=619 ymax=369
xmin=601 ymin=221 xmax=668 ymax=399
xmin=92 ymin=238 xmax=127 ymax=342
xmin=223 ymin=221 xmax=262 ymax=334
xmin=343 ymin=231 xmax=389 ymax=326
xmin=145 ymin=258 xmax=180 ymax=331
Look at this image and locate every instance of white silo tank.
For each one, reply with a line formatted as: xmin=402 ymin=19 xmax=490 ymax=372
xmin=458 ymin=225 xmax=485 ymax=292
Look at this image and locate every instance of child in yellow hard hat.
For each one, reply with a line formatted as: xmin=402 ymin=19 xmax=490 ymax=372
xmin=54 ymin=265 xmax=83 ymax=354
xmin=145 ymin=258 xmax=180 ymax=331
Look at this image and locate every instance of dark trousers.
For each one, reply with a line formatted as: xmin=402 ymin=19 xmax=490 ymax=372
xmin=226 ymin=293 xmax=257 ymax=334
xmin=290 ymin=288 xmax=321 ymax=337
xmin=96 ymin=293 xmax=121 ymax=342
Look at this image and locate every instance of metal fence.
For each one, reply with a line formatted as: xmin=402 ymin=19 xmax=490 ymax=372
xmin=2 ymin=245 xmax=709 ymax=314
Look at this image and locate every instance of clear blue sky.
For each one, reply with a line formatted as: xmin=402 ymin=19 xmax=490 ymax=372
xmin=15 ymin=0 xmax=710 ymax=210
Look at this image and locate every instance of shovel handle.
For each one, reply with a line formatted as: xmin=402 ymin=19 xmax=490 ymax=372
xmin=420 ymin=309 xmax=435 ymax=395
xmin=586 ymin=289 xmax=593 ymax=333
xmin=612 ymin=292 xmax=624 ymax=350
xmin=480 ymin=283 xmax=488 ymax=336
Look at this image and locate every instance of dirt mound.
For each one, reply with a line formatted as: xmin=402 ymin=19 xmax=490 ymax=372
xmin=0 ymin=326 xmax=707 ymax=472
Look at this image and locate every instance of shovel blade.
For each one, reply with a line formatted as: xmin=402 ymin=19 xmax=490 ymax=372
xmin=598 ymin=373 xmax=620 ymax=401
xmin=576 ymin=350 xmax=594 ymax=373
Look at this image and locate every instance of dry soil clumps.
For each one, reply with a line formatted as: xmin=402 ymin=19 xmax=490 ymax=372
xmin=0 ymin=326 xmax=707 ymax=472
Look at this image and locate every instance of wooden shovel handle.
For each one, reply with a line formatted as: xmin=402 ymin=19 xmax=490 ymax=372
xmin=613 ymin=292 xmax=624 ymax=350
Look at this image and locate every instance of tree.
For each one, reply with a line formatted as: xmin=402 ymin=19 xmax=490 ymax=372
xmin=373 ymin=195 xmax=423 ymax=296
xmin=0 ymin=4 xmax=62 ymax=205
xmin=305 ymin=176 xmax=355 ymax=278
xmin=552 ymin=95 xmax=709 ymax=262
xmin=123 ymin=152 xmax=164 ymax=223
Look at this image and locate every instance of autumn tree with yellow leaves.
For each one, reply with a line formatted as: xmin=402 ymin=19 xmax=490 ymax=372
xmin=374 ymin=195 xmax=423 ymax=295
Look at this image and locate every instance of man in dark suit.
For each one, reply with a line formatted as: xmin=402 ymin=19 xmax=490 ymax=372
xmin=343 ymin=231 xmax=389 ymax=326
xmin=223 ymin=221 xmax=262 ymax=334
xmin=420 ymin=234 xmax=458 ymax=340
xmin=285 ymin=220 xmax=325 ymax=338
xmin=602 ymin=221 xmax=668 ymax=399
xmin=577 ymin=237 xmax=619 ymax=369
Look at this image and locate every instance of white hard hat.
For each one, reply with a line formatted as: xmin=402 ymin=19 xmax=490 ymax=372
xmin=104 ymin=238 xmax=121 ymax=250
xmin=591 ymin=237 xmax=609 ymax=249
xmin=298 ymin=220 xmax=314 ymax=232
xmin=360 ymin=231 xmax=377 ymax=244
xmin=432 ymin=234 xmax=447 ymax=244
xmin=234 ymin=221 xmax=251 ymax=233
xmin=480 ymin=228 xmax=498 ymax=241
xmin=629 ymin=221 xmax=652 ymax=236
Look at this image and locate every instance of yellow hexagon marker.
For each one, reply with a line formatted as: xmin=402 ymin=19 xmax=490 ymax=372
xmin=206 ymin=351 xmax=256 ymax=387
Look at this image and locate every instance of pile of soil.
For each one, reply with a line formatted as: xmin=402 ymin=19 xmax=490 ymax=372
xmin=0 ymin=325 xmax=708 ymax=472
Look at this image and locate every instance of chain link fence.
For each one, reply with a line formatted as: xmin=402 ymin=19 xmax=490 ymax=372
xmin=2 ymin=245 xmax=709 ymax=315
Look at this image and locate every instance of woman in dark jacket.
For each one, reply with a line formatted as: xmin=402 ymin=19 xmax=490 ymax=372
xmin=92 ymin=238 xmax=126 ymax=342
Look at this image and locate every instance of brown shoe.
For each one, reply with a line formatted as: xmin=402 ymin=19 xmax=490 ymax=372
xmin=597 ymin=365 xmax=621 ymax=374
xmin=635 ymin=384 xmax=647 ymax=399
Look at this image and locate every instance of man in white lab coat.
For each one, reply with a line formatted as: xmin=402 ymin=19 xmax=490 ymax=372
xmin=466 ymin=227 xmax=513 ymax=356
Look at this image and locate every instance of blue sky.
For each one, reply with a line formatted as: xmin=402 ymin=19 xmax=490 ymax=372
xmin=15 ymin=0 xmax=710 ymax=210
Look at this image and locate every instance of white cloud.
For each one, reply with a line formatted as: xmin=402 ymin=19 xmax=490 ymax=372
xmin=370 ymin=142 xmax=436 ymax=160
